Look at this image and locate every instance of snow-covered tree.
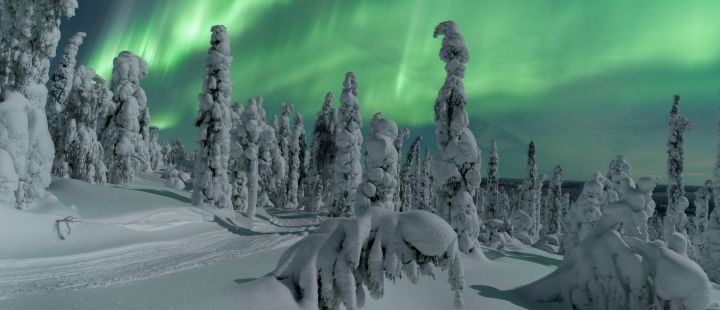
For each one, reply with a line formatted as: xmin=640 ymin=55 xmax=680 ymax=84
xmin=148 ymin=126 xmax=163 ymax=171
xmin=605 ymin=155 xmax=632 ymax=207
xmin=398 ymin=136 xmax=421 ymax=212
xmin=136 ymin=104 xmax=152 ymax=172
xmin=485 ymin=139 xmax=499 ymax=220
xmin=276 ymin=103 xmax=292 ymax=207
xmin=665 ymin=94 xmax=693 ymax=240
xmin=414 ymin=147 xmax=433 ymax=212
xmin=286 ymin=111 xmax=304 ymax=210
xmin=518 ymin=141 xmax=544 ymax=244
xmin=305 ymin=92 xmax=337 ymax=212
xmin=392 ymin=127 xmax=410 ymax=202
xmin=562 ymin=173 xmax=609 ymax=255
xmin=295 ymin=112 xmax=309 ymax=208
xmin=47 ymin=31 xmax=85 ymax=154
xmin=191 ymin=25 xmax=233 ymax=210
xmin=519 ymin=211 xmax=711 ymax=310
xmin=58 ymin=66 xmax=108 ymax=184
xmin=431 ymin=21 xmax=482 ymax=254
xmin=541 ymin=165 xmax=563 ymax=235
xmin=233 ymin=97 xmax=263 ymax=220
xmin=271 ymin=208 xmax=465 ymax=309
xmin=258 ymin=115 xmax=287 ymax=209
xmin=329 ymin=72 xmax=363 ymax=217
xmin=689 ymin=180 xmax=711 ymax=262
xmin=167 ymin=137 xmax=187 ymax=170
xmin=703 ymin=207 xmax=720 ymax=282
xmin=100 ymin=51 xmax=147 ymax=185
xmin=0 ymin=0 xmax=78 ymax=208
xmin=356 ymin=113 xmax=399 ymax=214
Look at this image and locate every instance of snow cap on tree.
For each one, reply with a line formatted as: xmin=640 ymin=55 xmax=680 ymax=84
xmin=356 ymin=112 xmax=399 ymax=213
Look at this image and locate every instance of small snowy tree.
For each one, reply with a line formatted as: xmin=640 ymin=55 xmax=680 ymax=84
xmin=329 ymin=72 xmax=363 ymax=217
xmin=100 ymin=51 xmax=147 ymax=185
xmin=485 ymin=139 xmax=500 ymax=220
xmin=356 ymin=113 xmax=399 ymax=214
xmin=431 ymin=21 xmax=482 ymax=254
xmin=305 ymin=92 xmax=337 ymax=212
xmin=541 ymin=165 xmax=563 ymax=235
xmin=271 ymin=208 xmax=466 ymax=309
xmin=664 ymin=94 xmax=693 ymax=240
xmin=398 ymin=136 xmax=421 ymax=212
xmin=191 ymin=25 xmax=233 ymax=210
xmin=148 ymin=126 xmax=163 ymax=171
xmin=167 ymin=137 xmax=187 ymax=170
xmin=0 ymin=0 xmax=78 ymax=208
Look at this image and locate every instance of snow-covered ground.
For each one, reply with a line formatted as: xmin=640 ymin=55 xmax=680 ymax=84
xmin=2 ymin=175 xmax=719 ymax=309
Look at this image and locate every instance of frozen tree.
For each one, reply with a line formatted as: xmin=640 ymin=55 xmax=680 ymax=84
xmin=258 ymin=115 xmax=287 ymax=209
xmin=136 ymin=104 xmax=152 ymax=172
xmin=665 ymin=95 xmax=693 ymax=240
xmin=167 ymin=137 xmax=187 ymax=170
xmin=285 ymin=111 xmax=305 ymax=210
xmin=485 ymin=139 xmax=499 ymax=220
xmin=233 ymin=97 xmax=263 ymax=220
xmin=47 ymin=31 xmax=85 ymax=153
xmin=164 ymin=167 xmax=186 ymax=190
xmin=398 ymin=136 xmax=421 ymax=212
xmin=518 ymin=141 xmax=544 ymax=243
xmin=689 ymin=180 xmax=712 ymax=262
xmin=148 ymin=126 xmax=163 ymax=171
xmin=562 ymin=173 xmax=609 ymax=255
xmin=100 ymin=51 xmax=147 ymax=185
xmin=703 ymin=208 xmax=720 ymax=282
xmin=541 ymin=165 xmax=564 ymax=235
xmin=58 ymin=66 xmax=108 ymax=184
xmin=276 ymin=103 xmax=292 ymax=207
xmin=295 ymin=113 xmax=309 ymax=208
xmin=0 ymin=0 xmax=78 ymax=208
xmin=191 ymin=25 xmax=233 ymax=210
xmin=414 ymin=147 xmax=433 ymax=212
xmin=271 ymin=208 xmax=465 ymax=309
xmin=329 ymin=72 xmax=363 ymax=217
xmin=431 ymin=21 xmax=482 ymax=254
xmin=356 ymin=113 xmax=399 ymax=214
xmin=305 ymin=92 xmax=337 ymax=212
xmin=605 ymin=155 xmax=632 ymax=206
xmin=518 ymin=211 xmax=711 ymax=310
xmin=392 ymin=127 xmax=410 ymax=202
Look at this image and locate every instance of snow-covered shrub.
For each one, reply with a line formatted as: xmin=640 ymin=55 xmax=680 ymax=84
xmin=305 ymin=92 xmax=337 ymax=212
xmin=0 ymin=0 xmax=78 ymax=208
xmin=272 ymin=208 xmax=465 ymax=309
xmin=191 ymin=25 xmax=232 ymax=210
xmin=101 ymin=51 xmax=147 ymax=185
xmin=329 ymin=72 xmax=363 ymax=217
xmin=517 ymin=211 xmax=711 ymax=310
xmin=431 ymin=21 xmax=482 ymax=254
xmin=164 ymin=168 xmax=186 ymax=190
xmin=356 ymin=113 xmax=399 ymax=214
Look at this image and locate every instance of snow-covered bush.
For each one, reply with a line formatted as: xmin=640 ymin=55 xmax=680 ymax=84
xmin=191 ymin=25 xmax=232 ymax=210
xmin=101 ymin=51 xmax=148 ymax=185
xmin=0 ymin=0 xmax=78 ymax=208
xmin=305 ymin=92 xmax=337 ymax=212
xmin=356 ymin=113 xmax=399 ymax=214
xmin=164 ymin=168 xmax=186 ymax=190
xmin=272 ymin=208 xmax=465 ymax=309
xmin=517 ymin=211 xmax=711 ymax=310
xmin=431 ymin=21 xmax=482 ymax=254
xmin=329 ymin=72 xmax=363 ymax=217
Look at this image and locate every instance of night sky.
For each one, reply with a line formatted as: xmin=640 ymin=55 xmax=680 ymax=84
xmin=56 ymin=0 xmax=720 ymax=184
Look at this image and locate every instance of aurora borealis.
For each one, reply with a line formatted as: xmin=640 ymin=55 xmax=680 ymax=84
xmin=57 ymin=0 xmax=720 ymax=184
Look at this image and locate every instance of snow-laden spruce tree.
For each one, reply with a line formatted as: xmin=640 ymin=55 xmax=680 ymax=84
xmin=329 ymin=72 xmax=363 ymax=217
xmin=47 ymin=31 xmax=85 ymax=154
xmin=392 ymin=127 xmax=410 ymax=206
xmin=294 ymin=112 xmax=309 ymax=208
xmin=192 ymin=25 xmax=233 ymax=210
xmin=167 ymin=137 xmax=187 ymax=170
xmin=414 ymin=147 xmax=433 ymax=212
xmin=518 ymin=141 xmax=544 ymax=244
xmin=485 ymin=139 xmax=499 ymax=220
xmin=148 ymin=126 xmax=163 ymax=171
xmin=703 ymin=207 xmax=720 ymax=282
xmin=136 ymin=104 xmax=152 ymax=172
xmin=258 ymin=114 xmax=287 ymax=209
xmin=664 ymin=94 xmax=693 ymax=240
xmin=0 ymin=0 xmax=77 ymax=208
xmin=228 ymin=102 xmax=248 ymax=213
xmin=431 ymin=21 xmax=482 ymax=254
xmin=541 ymin=165 xmax=563 ymax=235
xmin=398 ymin=136 xmax=421 ymax=212
xmin=356 ymin=113 xmax=399 ymax=214
xmin=271 ymin=208 xmax=465 ymax=309
xmin=276 ymin=103 xmax=292 ymax=207
xmin=518 ymin=210 xmax=710 ymax=310
xmin=305 ymin=92 xmax=337 ymax=212
xmin=285 ymin=111 xmax=305 ymax=210
xmin=233 ymin=97 xmax=263 ymax=220
xmin=562 ymin=173 xmax=609 ymax=255
xmin=100 ymin=51 xmax=147 ymax=185
xmin=59 ymin=66 xmax=108 ymax=183
xmin=689 ymin=180 xmax=711 ymax=262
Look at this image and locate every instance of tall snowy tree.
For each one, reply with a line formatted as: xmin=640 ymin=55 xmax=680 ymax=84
xmin=542 ymin=165 xmax=564 ymax=235
xmin=0 ymin=0 xmax=78 ymax=208
xmin=393 ymin=127 xmax=410 ymax=204
xmin=485 ymin=139 xmax=500 ymax=220
xmin=136 ymin=103 xmax=152 ymax=172
xmin=414 ymin=147 xmax=433 ymax=212
xmin=294 ymin=112 xmax=308 ymax=208
xmin=329 ymin=72 xmax=363 ymax=217
xmin=664 ymin=94 xmax=693 ymax=239
xmin=47 ymin=31 xmax=85 ymax=158
xmin=356 ymin=113 xmax=399 ymax=214
xmin=148 ymin=126 xmax=163 ymax=171
xmin=192 ymin=25 xmax=233 ymax=210
xmin=256 ymin=100 xmax=286 ymax=209
xmin=431 ymin=21 xmax=482 ymax=254
xmin=233 ymin=97 xmax=263 ymax=221
xmin=305 ymin=92 xmax=337 ymax=212
xmin=398 ymin=136 xmax=421 ymax=212
xmin=100 ymin=51 xmax=147 ymax=185
xmin=277 ymin=103 xmax=292 ymax=208
xmin=518 ymin=141 xmax=544 ymax=243
xmin=286 ymin=111 xmax=304 ymax=210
